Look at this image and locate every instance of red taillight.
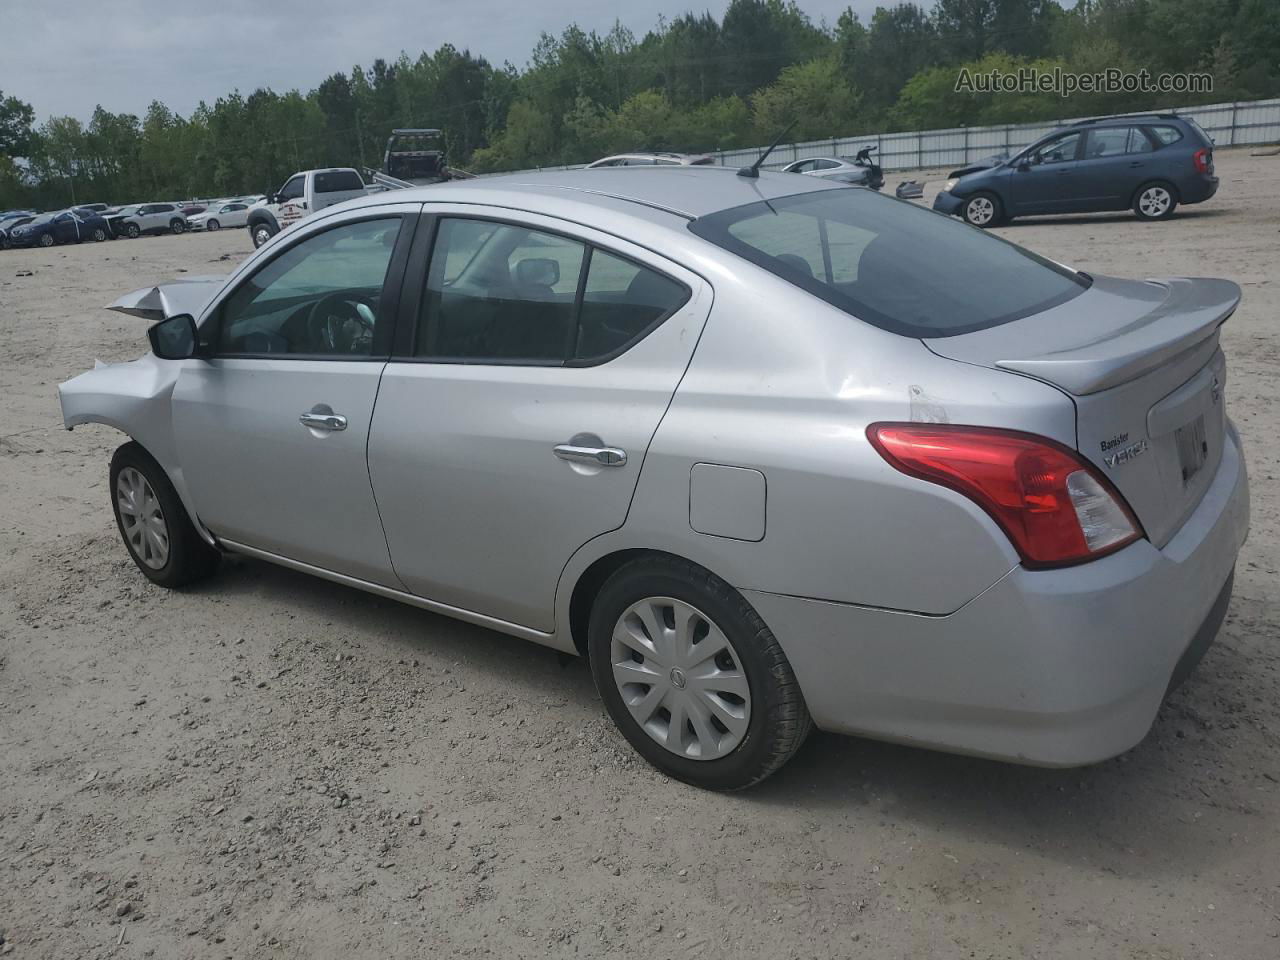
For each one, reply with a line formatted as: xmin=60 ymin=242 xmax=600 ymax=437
xmin=1193 ymin=148 xmax=1212 ymax=174
xmin=867 ymin=423 xmax=1143 ymax=568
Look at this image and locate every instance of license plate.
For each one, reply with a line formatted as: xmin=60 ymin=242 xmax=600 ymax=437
xmin=1175 ymin=415 xmax=1208 ymax=486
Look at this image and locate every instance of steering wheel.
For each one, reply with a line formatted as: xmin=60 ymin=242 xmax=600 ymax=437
xmin=305 ymin=292 xmax=376 ymax=353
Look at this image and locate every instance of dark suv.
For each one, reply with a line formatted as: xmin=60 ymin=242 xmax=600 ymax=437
xmin=933 ymin=114 xmax=1217 ymax=227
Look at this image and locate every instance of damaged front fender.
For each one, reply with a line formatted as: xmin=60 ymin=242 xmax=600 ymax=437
xmin=59 ymin=354 xmax=213 ymax=545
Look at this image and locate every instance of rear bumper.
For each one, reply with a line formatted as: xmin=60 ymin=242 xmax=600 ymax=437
xmin=1180 ymin=176 xmax=1219 ymax=205
xmin=747 ymin=422 xmax=1250 ymax=766
xmin=932 ymin=190 xmax=966 ymax=216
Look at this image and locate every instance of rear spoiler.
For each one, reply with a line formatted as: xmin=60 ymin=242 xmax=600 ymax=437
xmin=994 ymin=277 xmax=1239 ymax=395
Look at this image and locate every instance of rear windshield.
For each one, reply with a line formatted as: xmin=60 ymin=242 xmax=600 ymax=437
xmin=315 ymin=170 xmax=364 ymax=193
xmin=688 ymin=188 xmax=1088 ymax=337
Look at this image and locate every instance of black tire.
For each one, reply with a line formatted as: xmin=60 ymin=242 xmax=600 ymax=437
xmin=109 ymin=441 xmax=219 ymax=588
xmin=206 ymin=219 xmax=220 ymax=231
xmin=250 ymin=221 xmax=276 ymax=249
xmin=38 ymin=233 xmax=54 ymax=247
xmin=588 ymin=555 xmax=812 ymax=791
xmin=125 ymin=222 xmax=140 ymax=239
xmin=1133 ymin=181 xmax=1179 ymax=221
xmin=170 ymin=218 xmax=187 ymax=235
xmin=962 ymin=191 xmax=1003 ymax=228
xmin=92 ymin=227 xmax=107 ymax=242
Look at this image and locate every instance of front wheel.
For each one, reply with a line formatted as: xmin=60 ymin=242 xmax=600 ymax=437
xmin=588 ymin=556 xmax=812 ymax=791
xmin=1133 ymin=182 xmax=1178 ymax=220
xmin=250 ymin=222 xmax=275 ymax=248
xmin=170 ymin=218 xmax=187 ymax=234
xmin=206 ymin=219 xmax=220 ymax=231
xmin=125 ymin=223 xmax=140 ymax=239
xmin=38 ymin=233 xmax=54 ymax=247
xmin=109 ymin=442 xmax=219 ymax=588
xmin=92 ymin=227 xmax=107 ymax=242
xmin=962 ymin=191 xmax=1003 ymax=227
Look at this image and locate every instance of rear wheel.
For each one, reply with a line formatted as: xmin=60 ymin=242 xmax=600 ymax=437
xmin=1133 ymin=181 xmax=1178 ymax=220
xmin=170 ymin=218 xmax=186 ymax=235
xmin=109 ymin=442 xmax=219 ymax=588
xmin=38 ymin=233 xmax=54 ymax=247
xmin=206 ymin=219 xmax=220 ymax=231
xmin=92 ymin=227 xmax=107 ymax=242
xmin=962 ymin=191 xmax=1002 ymax=228
xmin=588 ymin=555 xmax=812 ymax=791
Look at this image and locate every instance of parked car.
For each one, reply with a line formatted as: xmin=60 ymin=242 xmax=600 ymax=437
xmin=114 ymin=203 xmax=189 ymax=238
xmin=7 ymin=209 xmax=111 ymax=247
xmin=187 ymin=201 xmax=252 ymax=232
xmin=180 ymin=204 xmax=207 ymax=218
xmin=587 ymin=152 xmax=715 ymax=167
xmin=781 ymin=153 xmax=882 ymax=184
xmin=0 ymin=214 xmax=37 ymax=249
xmin=60 ymin=168 xmax=1249 ymax=790
xmin=933 ymin=113 xmax=1218 ymax=226
xmin=247 ymin=168 xmax=368 ymax=248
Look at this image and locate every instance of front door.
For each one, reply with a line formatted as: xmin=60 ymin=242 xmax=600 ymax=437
xmin=172 ymin=207 xmax=417 ymax=584
xmin=368 ymin=209 xmax=711 ymax=631
xmin=1009 ymin=130 xmax=1086 ymax=214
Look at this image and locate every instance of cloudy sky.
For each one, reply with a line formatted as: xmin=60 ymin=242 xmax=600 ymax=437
xmin=6 ymin=0 xmax=880 ymax=123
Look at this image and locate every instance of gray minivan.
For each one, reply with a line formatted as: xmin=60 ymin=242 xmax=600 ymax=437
xmin=933 ymin=114 xmax=1218 ymax=226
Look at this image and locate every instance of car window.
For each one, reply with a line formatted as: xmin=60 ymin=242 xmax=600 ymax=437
xmin=1148 ymin=125 xmax=1184 ymax=146
xmin=1086 ymin=128 xmax=1131 ymax=158
xmin=215 ymin=217 xmax=402 ymax=357
xmin=576 ymin=249 xmax=688 ymax=360
xmin=813 ymin=159 xmax=840 ymax=170
xmin=593 ymin=159 xmax=619 ymax=167
xmin=1035 ymin=132 xmax=1081 ymax=165
xmin=790 ymin=160 xmax=814 ymax=173
xmin=278 ymin=176 xmax=305 ymax=201
xmin=314 ymin=170 xmax=364 ymax=193
xmin=415 ymin=218 xmax=688 ymax=364
xmin=416 ymin=218 xmax=587 ymax=362
xmin=690 ymin=188 xmax=1087 ymax=338
xmin=155 ymin=205 xmax=174 ymax=213
xmin=1127 ymin=128 xmax=1154 ymax=154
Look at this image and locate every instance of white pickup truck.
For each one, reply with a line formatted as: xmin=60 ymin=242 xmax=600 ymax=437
xmin=246 ymin=168 xmax=368 ymax=248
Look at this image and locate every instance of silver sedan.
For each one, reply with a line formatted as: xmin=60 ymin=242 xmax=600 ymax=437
xmin=59 ymin=167 xmax=1250 ymax=789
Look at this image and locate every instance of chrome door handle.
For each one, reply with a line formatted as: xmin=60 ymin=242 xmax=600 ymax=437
xmin=554 ymin=443 xmax=627 ymax=467
xmin=300 ymin=412 xmax=347 ymax=432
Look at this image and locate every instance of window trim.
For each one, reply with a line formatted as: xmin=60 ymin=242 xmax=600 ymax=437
xmin=202 ymin=212 xmax=416 ymax=362
xmin=392 ymin=213 xmax=691 ymax=368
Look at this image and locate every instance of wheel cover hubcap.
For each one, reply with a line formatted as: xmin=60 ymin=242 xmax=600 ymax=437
xmin=610 ymin=596 xmax=751 ymax=761
xmin=1140 ymin=187 xmax=1170 ymax=216
xmin=969 ymin=197 xmax=993 ymax=224
xmin=116 ymin=467 xmax=169 ymax=569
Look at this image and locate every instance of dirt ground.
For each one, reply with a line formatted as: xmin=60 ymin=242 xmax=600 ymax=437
xmin=2 ymin=149 xmax=1278 ymax=960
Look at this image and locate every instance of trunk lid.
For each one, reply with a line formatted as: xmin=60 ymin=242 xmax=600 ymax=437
xmin=925 ymin=274 xmax=1239 ymax=547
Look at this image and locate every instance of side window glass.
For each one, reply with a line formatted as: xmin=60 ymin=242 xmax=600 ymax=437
xmin=1149 ymin=125 xmax=1183 ymax=146
xmin=575 ymin=250 xmax=688 ymax=360
xmin=416 ymin=219 xmax=586 ymax=362
xmin=216 ymin=218 xmax=401 ymax=357
xmin=1037 ymin=132 xmax=1081 ymax=165
xmin=279 ymin=176 xmax=305 ymax=201
xmin=1087 ymin=128 xmax=1130 ymax=159
xmin=1128 ymin=128 xmax=1154 ymax=153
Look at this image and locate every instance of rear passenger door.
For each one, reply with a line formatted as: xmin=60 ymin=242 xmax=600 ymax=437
xmin=1077 ymin=126 xmax=1155 ymax=207
xmin=367 ymin=208 xmax=712 ymax=632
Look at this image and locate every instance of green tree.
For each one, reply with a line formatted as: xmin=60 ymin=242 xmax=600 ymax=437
xmin=752 ymin=56 xmax=862 ymax=140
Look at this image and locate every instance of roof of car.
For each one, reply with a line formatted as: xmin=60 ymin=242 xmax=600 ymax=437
xmin=343 ymin=166 xmax=842 ymax=220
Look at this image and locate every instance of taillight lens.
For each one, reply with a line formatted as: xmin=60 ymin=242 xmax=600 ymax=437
xmin=1193 ymin=148 xmax=1212 ymax=174
xmin=867 ymin=423 xmax=1143 ymax=568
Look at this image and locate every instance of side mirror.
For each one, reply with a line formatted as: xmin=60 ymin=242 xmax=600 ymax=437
xmin=1016 ymin=160 xmax=1031 ymax=172
xmin=148 ymin=314 xmax=201 ymax=360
